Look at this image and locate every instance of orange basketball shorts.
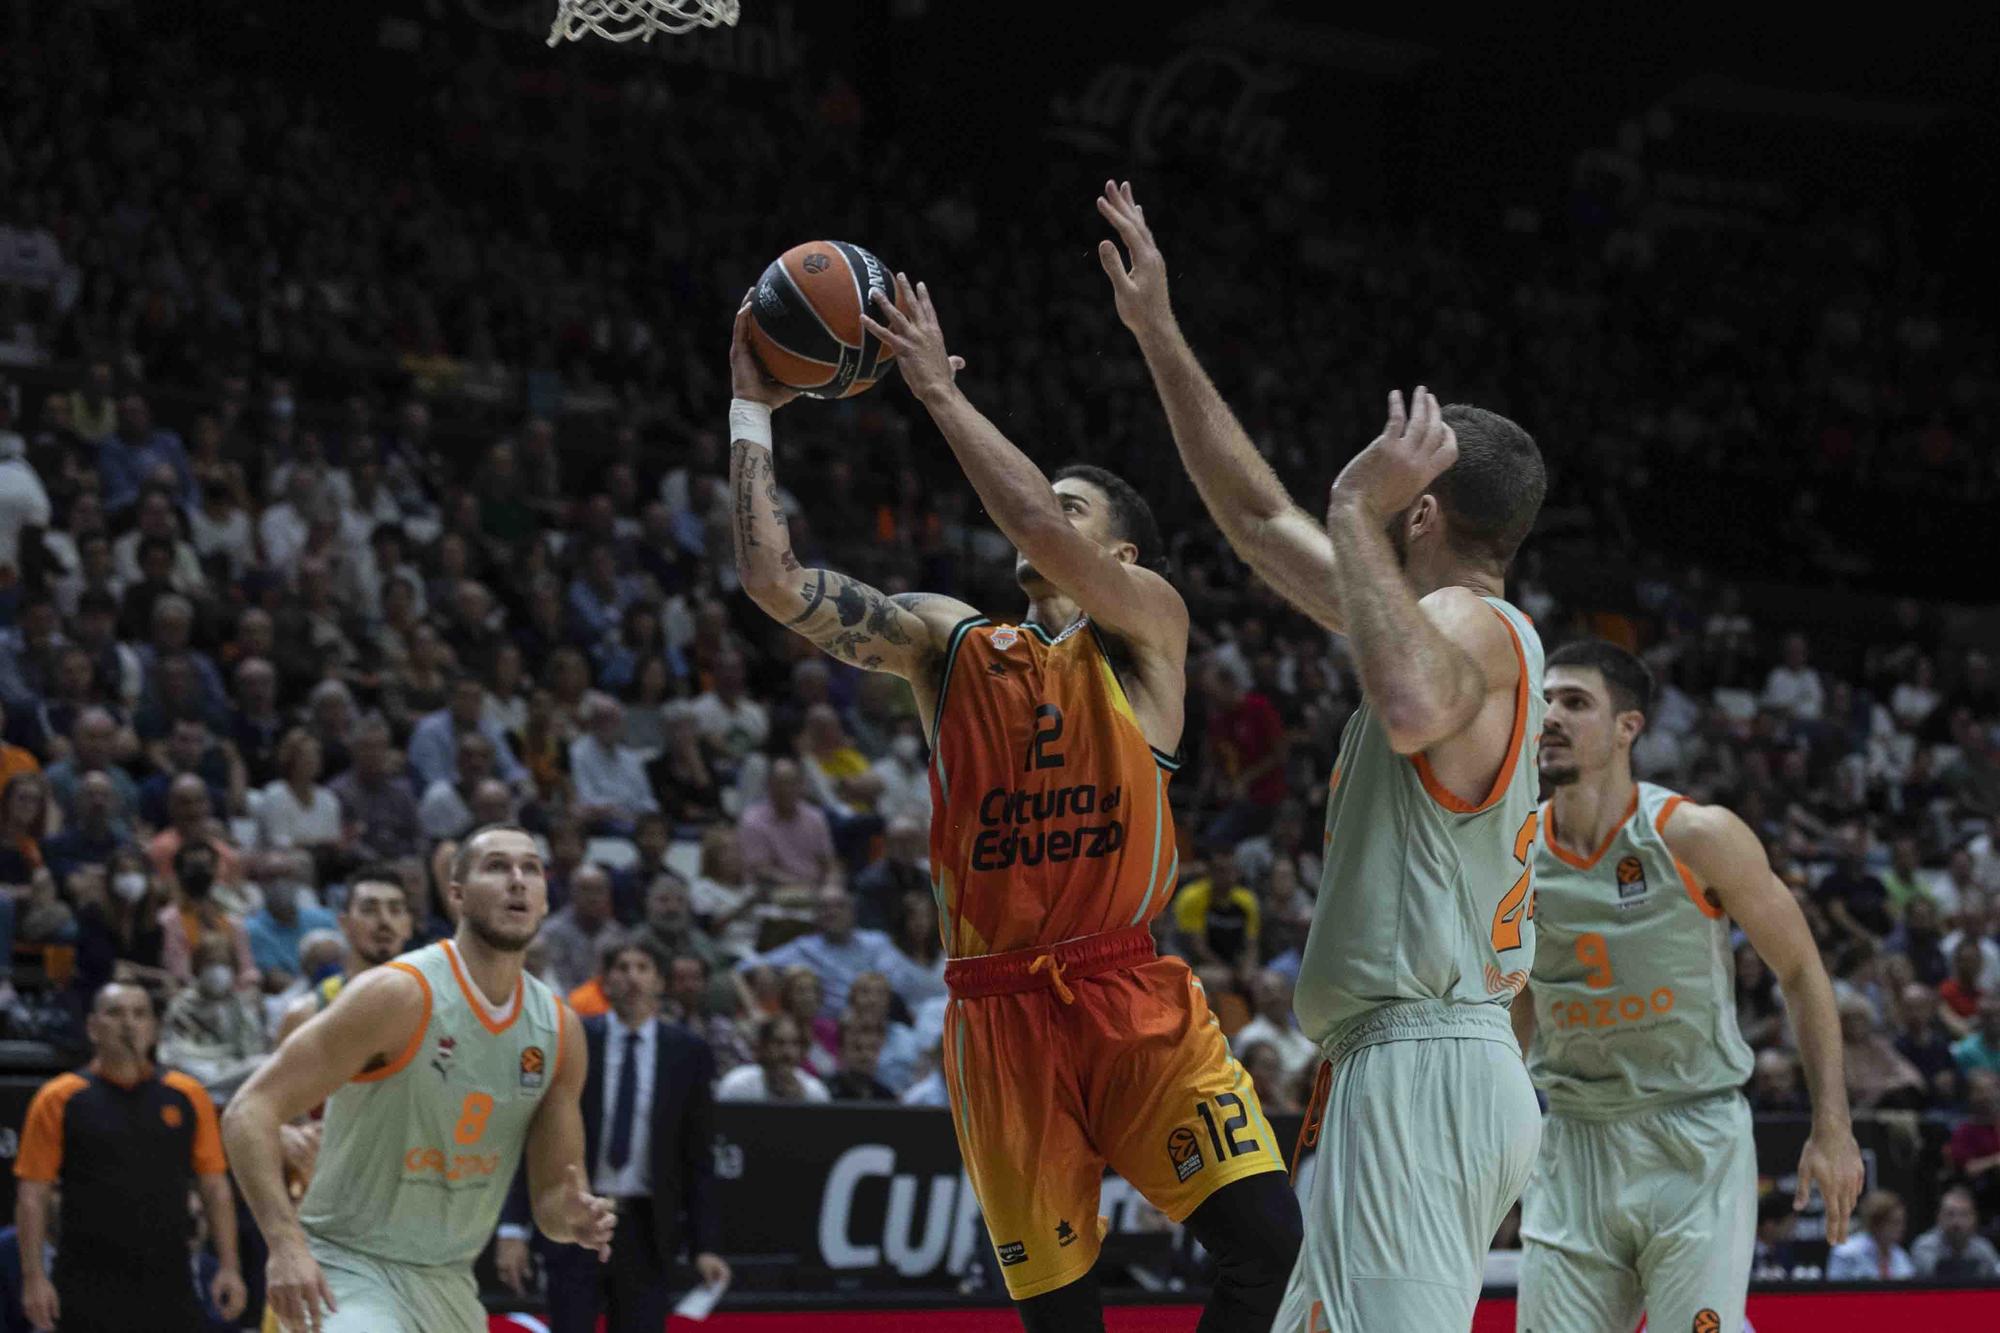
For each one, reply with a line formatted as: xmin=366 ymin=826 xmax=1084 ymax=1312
xmin=941 ymin=925 xmax=1289 ymax=1300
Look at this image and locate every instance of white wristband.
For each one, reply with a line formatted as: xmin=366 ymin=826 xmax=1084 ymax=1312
xmin=729 ymin=398 xmax=773 ymax=450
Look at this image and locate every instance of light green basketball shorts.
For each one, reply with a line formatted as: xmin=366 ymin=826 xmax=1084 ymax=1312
xmin=1517 ymin=1091 xmax=1756 ymax=1333
xmin=308 ymin=1234 xmax=486 ymax=1333
xmin=1275 ymin=1027 xmax=1542 ymax=1332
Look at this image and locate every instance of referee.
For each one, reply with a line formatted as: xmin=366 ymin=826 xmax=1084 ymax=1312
xmin=14 ymin=981 xmax=248 ymax=1332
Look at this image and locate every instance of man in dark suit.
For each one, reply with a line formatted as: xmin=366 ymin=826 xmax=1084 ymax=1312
xmin=499 ymin=933 xmax=729 ymax=1332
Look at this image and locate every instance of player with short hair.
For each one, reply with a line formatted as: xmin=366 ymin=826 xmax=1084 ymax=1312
xmin=224 ymin=825 xmax=615 ymax=1333
xmin=729 ymin=268 xmax=1300 ymax=1330
xmin=1513 ymin=639 xmax=1862 ymax=1332
xmin=1099 ymin=179 xmax=1549 ymax=1331
xmin=260 ymin=863 xmax=420 ymax=1308
xmin=275 ymin=866 xmax=417 ymax=1044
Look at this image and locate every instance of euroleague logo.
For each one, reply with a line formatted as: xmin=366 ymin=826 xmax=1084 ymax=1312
xmin=1693 ymin=1311 xmax=1720 ymax=1333
xmin=520 ymin=1045 xmax=546 ymax=1090
xmin=161 ymin=1104 xmax=183 ymax=1129
xmin=1166 ymin=1126 xmax=1205 ymax=1183
xmin=803 ymin=252 xmax=830 ymax=274
xmin=1615 ymin=854 xmax=1649 ymax=908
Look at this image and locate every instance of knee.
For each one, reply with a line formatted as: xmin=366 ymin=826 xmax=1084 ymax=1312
xmin=1203 ymin=1178 xmax=1303 ymax=1287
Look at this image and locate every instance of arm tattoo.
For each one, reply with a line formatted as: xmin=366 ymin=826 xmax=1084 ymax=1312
xmin=731 ymin=440 xmax=803 ymax=573
xmin=786 ymin=573 xmax=926 ymax=667
xmin=786 ymin=571 xmax=829 ymax=627
xmin=730 ymin=440 xmax=760 ymax=557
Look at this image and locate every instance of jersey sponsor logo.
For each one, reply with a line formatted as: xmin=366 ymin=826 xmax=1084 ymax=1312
xmin=1693 ymin=1311 xmax=1720 ymax=1333
xmin=432 ymin=1034 xmax=458 ymax=1080
xmin=520 ymin=1046 xmax=546 ymax=1090
xmin=990 ymin=628 xmax=1019 ymax=651
xmin=1615 ymin=855 xmax=1649 ymax=909
xmin=971 ymin=782 xmax=1126 ymax=872
xmin=1056 ymin=1219 xmax=1077 ymax=1248
xmin=1550 ymin=986 xmax=1677 ymax=1030
xmin=996 ymin=1240 xmax=1028 ymax=1266
xmin=1167 ymin=1126 xmax=1205 ymax=1182
xmin=403 ymin=1146 xmax=501 ymax=1182
xmin=161 ymin=1104 xmax=183 ymax=1128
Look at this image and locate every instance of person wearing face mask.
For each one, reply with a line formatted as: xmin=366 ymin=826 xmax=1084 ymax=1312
xmin=245 ymin=850 xmax=338 ymax=989
xmin=160 ymin=933 xmax=271 ymax=1100
xmin=870 ymin=726 xmax=934 ymax=827
xmin=65 ymin=856 xmax=171 ymax=1001
xmin=159 ymin=841 xmax=259 ymax=990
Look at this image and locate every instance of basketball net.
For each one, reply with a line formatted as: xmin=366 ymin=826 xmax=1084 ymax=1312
xmin=546 ymin=0 xmax=740 ymax=46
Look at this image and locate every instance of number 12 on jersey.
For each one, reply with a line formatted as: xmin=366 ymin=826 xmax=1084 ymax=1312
xmin=1195 ymin=1093 xmax=1259 ymax=1160
xmin=1490 ymin=810 xmax=1539 ymax=952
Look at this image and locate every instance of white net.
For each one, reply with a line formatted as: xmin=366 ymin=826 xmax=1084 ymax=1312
xmin=546 ymin=0 xmax=741 ymax=46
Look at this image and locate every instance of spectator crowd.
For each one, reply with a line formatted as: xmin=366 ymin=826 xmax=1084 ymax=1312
xmin=0 ymin=0 xmax=1997 ymax=1313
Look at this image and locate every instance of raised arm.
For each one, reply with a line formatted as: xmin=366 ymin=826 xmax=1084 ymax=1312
xmin=1096 ymin=180 xmax=1345 ymax=632
xmin=860 ymin=275 xmax=1188 ymax=658
xmin=728 ymin=307 xmax=978 ymax=686
xmin=1663 ymin=800 xmax=1865 ymax=1242
xmin=1325 ymin=391 xmax=1508 ymax=758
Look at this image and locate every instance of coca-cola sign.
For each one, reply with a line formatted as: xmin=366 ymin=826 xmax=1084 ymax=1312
xmin=1048 ymin=48 xmax=1293 ymax=169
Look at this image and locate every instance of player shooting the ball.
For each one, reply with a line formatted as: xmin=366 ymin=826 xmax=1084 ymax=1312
xmin=728 ymin=268 xmax=1301 ymax=1331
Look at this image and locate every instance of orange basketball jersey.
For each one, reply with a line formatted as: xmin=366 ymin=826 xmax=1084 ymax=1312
xmin=928 ymin=615 xmax=1181 ymax=958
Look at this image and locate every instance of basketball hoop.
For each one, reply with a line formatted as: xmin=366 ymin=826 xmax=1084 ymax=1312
xmin=547 ymin=0 xmax=741 ymax=46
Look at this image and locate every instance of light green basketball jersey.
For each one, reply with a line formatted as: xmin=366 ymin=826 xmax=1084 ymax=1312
xmin=1526 ymin=781 xmax=1754 ymax=1118
xmin=1295 ymin=597 xmax=1545 ymax=1049
xmin=301 ymin=940 xmax=565 ymax=1267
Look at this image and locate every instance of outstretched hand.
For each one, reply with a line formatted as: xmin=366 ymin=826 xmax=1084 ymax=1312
xmin=860 ymin=273 xmax=966 ymax=404
xmin=1095 ymin=179 xmax=1175 ymax=341
xmin=560 ymin=1163 xmax=618 ymax=1261
xmin=1328 ymin=388 xmax=1459 ymax=528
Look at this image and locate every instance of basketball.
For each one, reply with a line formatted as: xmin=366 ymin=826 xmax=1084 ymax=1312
xmin=747 ymin=241 xmax=899 ymax=399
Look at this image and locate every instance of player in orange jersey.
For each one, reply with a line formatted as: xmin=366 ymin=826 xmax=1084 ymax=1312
xmin=729 ymin=277 xmax=1300 ymax=1330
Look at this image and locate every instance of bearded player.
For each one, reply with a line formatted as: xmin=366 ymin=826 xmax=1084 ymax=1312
xmin=1512 ymin=640 xmax=1862 ymax=1332
xmin=1101 ymin=180 xmax=1545 ymax=1332
xmin=275 ymin=867 xmax=417 ymax=1046
xmin=262 ymin=865 xmax=419 ymax=1271
xmin=223 ymin=826 xmax=616 ymax=1333
xmin=729 ymin=275 xmax=1300 ymax=1330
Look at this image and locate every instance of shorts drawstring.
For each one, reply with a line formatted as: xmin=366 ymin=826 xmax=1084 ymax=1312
xmin=1028 ymin=953 xmax=1076 ymax=1005
xmin=1292 ymin=1059 xmax=1332 ymax=1183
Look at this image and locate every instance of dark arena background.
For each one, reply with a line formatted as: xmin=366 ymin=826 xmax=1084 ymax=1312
xmin=0 ymin=1 xmax=1997 ymax=1330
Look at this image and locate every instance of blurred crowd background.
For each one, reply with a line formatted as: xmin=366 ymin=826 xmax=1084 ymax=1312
xmin=1 ymin=0 xmax=1998 ymax=1307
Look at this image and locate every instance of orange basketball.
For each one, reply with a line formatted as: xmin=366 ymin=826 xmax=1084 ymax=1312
xmin=747 ymin=241 xmax=899 ymax=399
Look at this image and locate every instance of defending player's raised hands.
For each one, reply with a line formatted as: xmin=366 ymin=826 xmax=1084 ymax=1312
xmin=1095 ymin=179 xmax=1175 ymax=340
xmin=730 ymin=302 xmax=801 ymax=411
xmin=1328 ymin=388 xmax=1460 ymax=528
xmin=560 ymin=1162 xmax=619 ymax=1261
xmin=1796 ymin=1127 xmax=1866 ymax=1245
xmin=861 ymin=273 xmax=965 ymax=404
